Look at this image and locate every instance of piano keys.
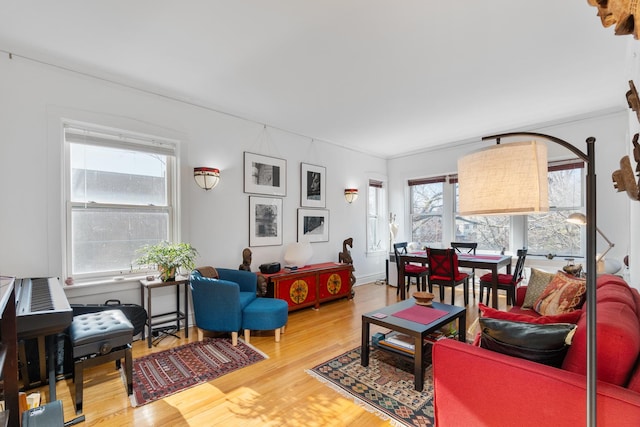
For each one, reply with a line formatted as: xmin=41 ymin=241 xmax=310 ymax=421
xmin=15 ymin=277 xmax=72 ymax=399
xmin=16 ymin=277 xmax=72 ymax=339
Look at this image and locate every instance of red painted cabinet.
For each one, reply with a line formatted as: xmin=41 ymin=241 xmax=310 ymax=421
xmin=262 ymin=263 xmax=353 ymax=311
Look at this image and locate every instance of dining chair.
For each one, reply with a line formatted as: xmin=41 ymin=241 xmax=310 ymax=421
xmin=426 ymin=247 xmax=469 ymax=305
xmin=393 ymin=242 xmax=428 ymax=297
xmin=479 ymin=248 xmax=528 ymax=306
xmin=450 ymin=242 xmax=478 ymax=300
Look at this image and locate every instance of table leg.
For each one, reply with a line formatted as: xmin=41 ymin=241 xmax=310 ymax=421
xmin=414 ymin=335 xmax=424 ymax=391
xmin=491 ymin=266 xmax=499 ymax=309
xmin=184 ymin=281 xmax=189 ymax=338
xmin=361 ymin=320 xmax=370 ymax=367
xmin=146 ymin=288 xmax=152 ymax=349
xmin=176 ymin=283 xmax=180 ymax=332
xmin=458 ymin=311 xmax=467 ymax=343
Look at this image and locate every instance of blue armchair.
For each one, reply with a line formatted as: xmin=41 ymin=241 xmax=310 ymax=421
xmin=190 ymin=267 xmax=257 ymax=345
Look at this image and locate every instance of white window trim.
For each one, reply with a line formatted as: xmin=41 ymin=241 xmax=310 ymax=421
xmin=62 ymin=120 xmax=180 ymax=281
xmin=366 ymin=174 xmax=388 ymax=255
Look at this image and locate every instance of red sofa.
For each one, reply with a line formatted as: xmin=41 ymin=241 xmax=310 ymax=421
xmin=432 ymin=274 xmax=640 ymax=426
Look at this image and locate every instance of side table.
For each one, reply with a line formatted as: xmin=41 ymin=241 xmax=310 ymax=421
xmin=139 ymin=276 xmax=189 ymax=348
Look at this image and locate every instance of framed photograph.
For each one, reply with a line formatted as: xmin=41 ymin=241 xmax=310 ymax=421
xmin=249 ymin=196 xmax=283 ymax=246
xmin=297 ymin=208 xmax=329 ymax=243
xmin=300 ymin=163 xmax=326 ymax=208
xmin=244 ymin=152 xmax=287 ymax=196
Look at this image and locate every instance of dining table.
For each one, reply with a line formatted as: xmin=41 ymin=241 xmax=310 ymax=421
xmin=395 ymin=252 xmax=512 ymax=308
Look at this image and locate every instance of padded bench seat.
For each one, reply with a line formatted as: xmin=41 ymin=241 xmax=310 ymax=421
xmin=69 ymin=310 xmax=134 ymax=414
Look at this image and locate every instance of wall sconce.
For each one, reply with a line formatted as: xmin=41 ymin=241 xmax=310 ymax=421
xmin=193 ymin=167 xmax=220 ymax=190
xmin=344 ymin=188 xmax=358 ymax=203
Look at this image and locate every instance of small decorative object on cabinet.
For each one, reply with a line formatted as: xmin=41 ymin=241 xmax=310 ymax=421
xmin=262 ymin=263 xmax=353 ymax=311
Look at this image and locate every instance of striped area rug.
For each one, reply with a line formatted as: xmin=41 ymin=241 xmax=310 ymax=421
xmin=131 ymin=338 xmax=267 ymax=406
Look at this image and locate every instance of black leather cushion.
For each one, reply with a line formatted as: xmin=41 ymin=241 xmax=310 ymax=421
xmin=479 ymin=317 xmax=577 ymax=367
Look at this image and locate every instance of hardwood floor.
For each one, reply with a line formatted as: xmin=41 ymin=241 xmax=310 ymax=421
xmin=32 ymin=282 xmax=507 ymax=426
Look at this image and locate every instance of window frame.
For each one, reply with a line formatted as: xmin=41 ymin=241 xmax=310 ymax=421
xmin=524 ymin=160 xmax=585 ymax=257
xmin=366 ymin=177 xmax=387 ymax=254
xmin=409 ymin=159 xmax=585 ymax=256
xmin=409 ymin=176 xmax=445 ymax=247
xmin=63 ymin=121 xmax=179 ymax=281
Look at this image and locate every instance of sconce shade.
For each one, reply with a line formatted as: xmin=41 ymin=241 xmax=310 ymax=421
xmin=194 ymin=167 xmax=220 ymax=190
xmin=567 ymin=212 xmax=587 ymax=225
xmin=344 ymin=188 xmax=358 ymax=203
xmin=458 ymin=141 xmax=549 ymax=215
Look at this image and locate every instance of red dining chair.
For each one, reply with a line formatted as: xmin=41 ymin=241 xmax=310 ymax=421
xmin=393 ymin=242 xmax=428 ymax=297
xmin=426 ymin=247 xmax=469 ymax=305
xmin=450 ymin=242 xmax=478 ymax=300
xmin=479 ymin=248 xmax=528 ymax=306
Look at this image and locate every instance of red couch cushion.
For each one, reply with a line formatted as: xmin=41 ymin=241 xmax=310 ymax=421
xmin=561 ymin=275 xmax=640 ymax=386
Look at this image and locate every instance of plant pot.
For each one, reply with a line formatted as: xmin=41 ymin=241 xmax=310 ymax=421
xmin=159 ymin=266 xmax=176 ymax=282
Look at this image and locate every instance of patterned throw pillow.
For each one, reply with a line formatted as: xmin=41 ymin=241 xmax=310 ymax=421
xmin=522 ymin=268 xmax=556 ymax=308
xmin=533 ymin=272 xmax=586 ymax=316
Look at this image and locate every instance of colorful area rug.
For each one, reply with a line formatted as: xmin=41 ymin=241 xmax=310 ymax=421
xmin=131 ymin=338 xmax=267 ymax=406
xmin=307 ymin=347 xmax=434 ymax=426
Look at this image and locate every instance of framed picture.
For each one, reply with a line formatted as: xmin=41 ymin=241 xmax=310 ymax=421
xmin=297 ymin=208 xmax=329 ymax=243
xmin=300 ymin=163 xmax=326 ymax=208
xmin=244 ymin=152 xmax=287 ymax=196
xmin=249 ymin=196 xmax=283 ymax=246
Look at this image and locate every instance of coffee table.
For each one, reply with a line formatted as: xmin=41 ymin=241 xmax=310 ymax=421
xmin=361 ymin=298 xmax=466 ymax=391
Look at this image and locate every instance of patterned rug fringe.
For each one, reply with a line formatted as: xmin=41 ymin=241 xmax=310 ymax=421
xmin=305 ymin=369 xmax=408 ymax=426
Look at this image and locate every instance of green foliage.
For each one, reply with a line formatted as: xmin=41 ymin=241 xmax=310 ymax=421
xmin=135 ymin=241 xmax=198 ymax=273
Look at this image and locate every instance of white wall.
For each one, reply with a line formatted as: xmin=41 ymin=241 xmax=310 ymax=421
xmin=387 ymin=109 xmax=634 ymax=287
xmin=0 ymin=54 xmax=387 ymax=311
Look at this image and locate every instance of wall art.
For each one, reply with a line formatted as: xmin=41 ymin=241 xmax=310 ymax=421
xmin=244 ymin=152 xmax=287 ymax=196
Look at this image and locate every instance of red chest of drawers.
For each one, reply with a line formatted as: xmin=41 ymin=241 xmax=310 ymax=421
xmin=261 ymin=262 xmax=354 ymax=311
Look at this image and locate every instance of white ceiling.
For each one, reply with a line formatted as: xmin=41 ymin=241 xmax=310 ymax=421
xmin=0 ymin=1 xmax=633 ymax=158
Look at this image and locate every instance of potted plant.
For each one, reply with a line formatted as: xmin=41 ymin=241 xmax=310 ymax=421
xmin=135 ymin=241 xmax=198 ymax=281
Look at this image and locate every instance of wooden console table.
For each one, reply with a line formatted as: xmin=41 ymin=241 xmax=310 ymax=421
xmin=139 ymin=276 xmax=189 ymax=348
xmin=261 ymin=262 xmax=353 ymax=311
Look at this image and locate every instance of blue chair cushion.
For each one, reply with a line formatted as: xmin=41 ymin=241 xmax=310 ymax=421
xmin=242 ymin=298 xmax=288 ymax=331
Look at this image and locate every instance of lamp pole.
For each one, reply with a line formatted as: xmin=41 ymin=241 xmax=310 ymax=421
xmin=482 ymin=132 xmax=597 ymax=427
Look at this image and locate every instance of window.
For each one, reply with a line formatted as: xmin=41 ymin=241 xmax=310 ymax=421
xmin=453 ymin=176 xmax=510 ymax=252
xmin=64 ymin=124 xmax=177 ymax=279
xmin=526 ymin=161 xmax=584 ymax=257
xmin=409 ymin=177 xmax=444 ymax=246
xmin=367 ymin=179 xmax=386 ymax=252
xmin=409 ymin=159 xmax=584 ymax=256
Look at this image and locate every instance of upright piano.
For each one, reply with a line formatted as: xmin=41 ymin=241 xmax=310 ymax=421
xmin=15 ymin=277 xmax=72 ymax=399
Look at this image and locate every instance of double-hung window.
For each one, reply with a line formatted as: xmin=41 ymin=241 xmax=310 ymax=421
xmin=453 ymin=175 xmax=510 ymax=252
xmin=526 ymin=160 xmax=584 ymax=257
xmin=64 ymin=124 xmax=177 ymax=280
xmin=367 ymin=179 xmax=385 ymax=252
xmin=409 ymin=177 xmax=444 ymax=246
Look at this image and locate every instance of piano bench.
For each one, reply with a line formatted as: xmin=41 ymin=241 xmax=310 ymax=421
xmin=69 ymin=309 xmax=134 ymax=415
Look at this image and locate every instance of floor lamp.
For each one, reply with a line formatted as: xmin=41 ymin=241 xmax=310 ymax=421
xmin=458 ymin=132 xmax=597 ymax=427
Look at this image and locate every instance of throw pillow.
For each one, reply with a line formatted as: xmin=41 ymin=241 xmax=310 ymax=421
xmin=533 ymin=272 xmax=586 ymax=316
xmin=195 ymin=266 xmax=219 ymax=279
xmin=479 ymin=317 xmax=577 ymax=367
xmin=522 ymin=268 xmax=556 ymax=308
xmin=478 ymin=303 xmax=582 ymax=325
